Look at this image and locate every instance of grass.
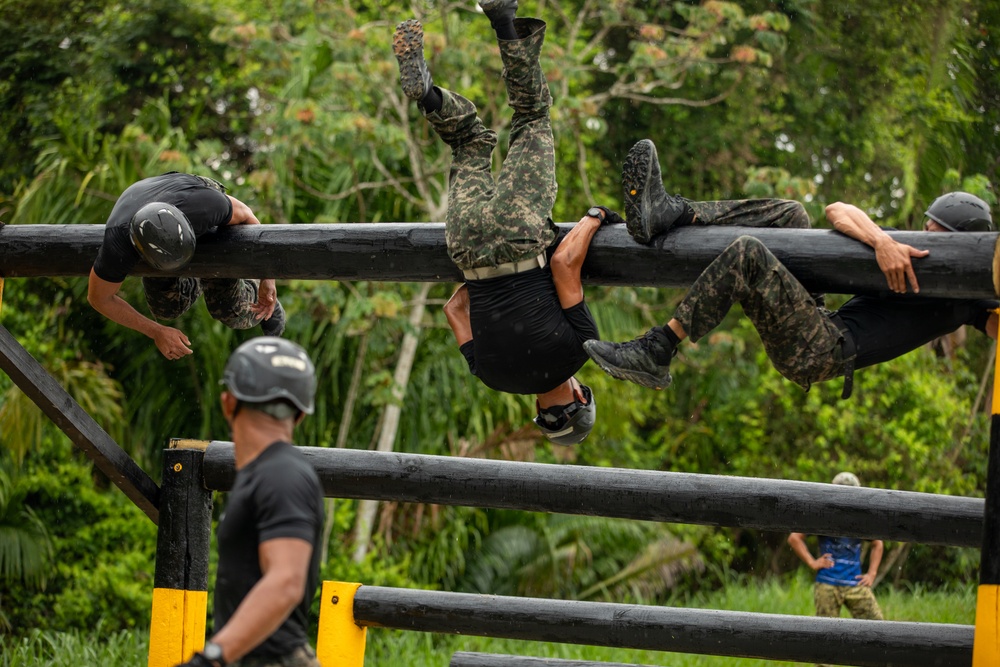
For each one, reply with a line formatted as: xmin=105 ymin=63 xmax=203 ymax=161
xmin=0 ymin=576 xmax=977 ymax=667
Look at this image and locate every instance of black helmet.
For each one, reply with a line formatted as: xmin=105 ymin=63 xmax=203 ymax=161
xmin=222 ymin=337 xmax=316 ymax=416
xmin=534 ymin=383 xmax=596 ymax=446
xmin=924 ymin=192 xmax=993 ymax=232
xmin=129 ymin=202 xmax=196 ymax=270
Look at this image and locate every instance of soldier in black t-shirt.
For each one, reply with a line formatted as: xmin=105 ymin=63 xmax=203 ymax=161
xmin=585 ymin=156 xmax=999 ymax=396
xmin=177 ymin=337 xmax=323 ymax=667
xmin=88 ymin=173 xmax=285 ymax=361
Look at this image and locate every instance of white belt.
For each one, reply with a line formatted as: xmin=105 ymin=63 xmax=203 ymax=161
xmin=462 ymin=253 xmax=547 ymax=281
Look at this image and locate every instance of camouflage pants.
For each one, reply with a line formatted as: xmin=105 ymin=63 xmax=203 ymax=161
xmin=673 ymin=236 xmax=846 ymax=389
xmin=142 ymin=277 xmax=263 ymax=330
xmin=687 ymin=198 xmax=811 ymax=229
xmin=233 ymin=644 xmax=320 ymax=667
xmin=813 ymin=583 xmax=883 ymax=667
xmin=425 ymin=18 xmax=557 ymax=271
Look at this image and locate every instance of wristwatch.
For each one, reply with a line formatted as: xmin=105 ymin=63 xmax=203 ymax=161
xmin=202 ymin=641 xmax=227 ymax=667
xmin=587 ymin=206 xmax=605 ymax=223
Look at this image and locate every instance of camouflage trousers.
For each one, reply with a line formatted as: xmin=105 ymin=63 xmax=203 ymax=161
xmin=425 ymin=18 xmax=557 ymax=271
xmin=813 ymin=583 xmax=883 ymax=667
xmin=687 ymin=198 xmax=811 ymax=229
xmin=673 ymin=236 xmax=846 ymax=389
xmin=142 ymin=277 xmax=263 ymax=330
xmin=233 ymin=644 xmax=320 ymax=667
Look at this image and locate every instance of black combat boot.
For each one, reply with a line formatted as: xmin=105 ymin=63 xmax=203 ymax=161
xmin=583 ymin=326 xmax=678 ymax=390
xmin=622 ymin=139 xmax=695 ymax=244
xmin=393 ymin=20 xmax=436 ymax=107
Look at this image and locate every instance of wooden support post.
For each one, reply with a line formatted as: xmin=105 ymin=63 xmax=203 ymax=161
xmin=0 ymin=324 xmax=159 ymax=521
xmin=316 ymin=581 xmax=367 ymax=666
xmin=149 ymin=448 xmax=212 ymax=667
xmin=973 ymin=321 xmax=1000 ymax=667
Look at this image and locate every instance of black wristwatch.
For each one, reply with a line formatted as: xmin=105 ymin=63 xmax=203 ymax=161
xmin=587 ymin=206 xmax=605 ymax=223
xmin=202 ymin=641 xmax=227 ymax=667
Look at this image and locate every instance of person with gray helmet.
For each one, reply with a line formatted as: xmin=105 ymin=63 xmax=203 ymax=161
xmin=177 ymin=337 xmax=323 ymax=667
xmin=584 ymin=142 xmax=997 ymax=398
xmin=392 ymin=0 xmax=611 ymax=446
xmin=788 ymin=472 xmax=884 ymax=667
xmin=89 ymin=173 xmax=286 ymax=362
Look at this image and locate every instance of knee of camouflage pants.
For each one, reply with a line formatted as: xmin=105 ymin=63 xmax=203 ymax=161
xmin=201 ymin=278 xmax=262 ymax=330
xmin=142 ymin=277 xmax=202 ymax=320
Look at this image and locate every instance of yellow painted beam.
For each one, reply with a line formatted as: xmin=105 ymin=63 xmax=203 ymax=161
xmin=974 ymin=585 xmax=1000 ymax=667
xmin=316 ymin=581 xmax=367 ymax=667
xmin=148 ymin=588 xmax=208 ymax=667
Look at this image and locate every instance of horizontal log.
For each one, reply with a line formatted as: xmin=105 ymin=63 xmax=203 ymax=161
xmin=451 ymin=654 xmax=655 ymax=667
xmin=1 ymin=223 xmax=997 ymax=297
xmin=201 ymin=444 xmax=984 ymax=547
xmin=354 ymin=586 xmax=972 ymax=667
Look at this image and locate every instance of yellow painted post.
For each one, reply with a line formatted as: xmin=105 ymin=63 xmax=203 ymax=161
xmin=0 ymin=277 xmax=5 ymax=315
xmin=316 ymin=581 xmax=367 ymax=666
xmin=148 ymin=589 xmax=208 ymax=667
xmin=974 ymin=319 xmax=1000 ymax=667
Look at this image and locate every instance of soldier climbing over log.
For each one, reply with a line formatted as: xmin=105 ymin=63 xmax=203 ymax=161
xmin=585 ymin=139 xmax=998 ymax=397
xmin=392 ymin=2 xmax=813 ymax=444
xmin=87 ymin=173 xmax=286 ymax=361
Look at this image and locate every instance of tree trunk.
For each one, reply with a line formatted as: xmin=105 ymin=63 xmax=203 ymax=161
xmin=351 ymin=283 xmax=433 ymax=563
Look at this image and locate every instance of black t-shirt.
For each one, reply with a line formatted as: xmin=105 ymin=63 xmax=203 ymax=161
xmin=214 ymin=441 xmax=324 ymax=660
xmin=92 ymin=173 xmax=233 ymax=283
xmin=460 ymin=267 xmax=600 ymax=394
xmin=837 ymin=294 xmax=997 ymax=369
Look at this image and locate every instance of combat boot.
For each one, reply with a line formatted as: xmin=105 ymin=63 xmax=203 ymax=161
xmin=622 ymin=139 xmax=695 ymax=244
xmin=583 ymin=327 xmax=677 ymax=390
xmin=393 ymin=20 xmax=433 ymax=102
xmin=479 ymin=0 xmax=518 ymax=26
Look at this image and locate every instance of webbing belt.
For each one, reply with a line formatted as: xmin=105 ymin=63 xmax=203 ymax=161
xmin=827 ymin=312 xmax=857 ymax=399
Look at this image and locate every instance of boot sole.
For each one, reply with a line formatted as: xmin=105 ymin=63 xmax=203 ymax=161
xmin=393 ymin=20 xmax=427 ymax=101
xmin=622 ymin=139 xmax=657 ymax=244
xmin=583 ymin=340 xmax=672 ymax=390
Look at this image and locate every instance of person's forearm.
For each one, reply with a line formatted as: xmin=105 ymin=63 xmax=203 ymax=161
xmin=209 ymin=576 xmax=303 ymax=664
xmin=90 ymin=292 xmax=163 ymax=340
xmin=444 ymin=285 xmax=473 ymax=346
xmin=826 ymin=202 xmax=893 ymax=250
xmin=868 ymin=540 xmax=884 ymax=574
xmin=551 ymin=216 xmax=601 ymax=308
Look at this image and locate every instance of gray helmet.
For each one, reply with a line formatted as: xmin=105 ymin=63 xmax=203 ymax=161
xmin=924 ymin=192 xmax=993 ymax=232
xmin=129 ymin=202 xmax=196 ymax=270
xmin=534 ymin=383 xmax=596 ymax=446
xmin=222 ymin=337 xmax=316 ymax=416
xmin=831 ymin=472 xmax=861 ymax=487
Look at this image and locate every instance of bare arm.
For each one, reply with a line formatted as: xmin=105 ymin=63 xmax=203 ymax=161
xmin=208 ymin=537 xmax=313 ymax=664
xmin=550 ymin=214 xmax=603 ymax=309
xmin=88 ymin=268 xmax=192 ymax=359
xmin=227 ymin=196 xmax=276 ymax=319
xmin=787 ymin=532 xmax=833 ymax=571
xmin=825 ymin=202 xmax=929 ymax=294
xmin=443 ymin=284 xmax=473 ymax=346
xmin=856 ymin=539 xmax=883 ymax=587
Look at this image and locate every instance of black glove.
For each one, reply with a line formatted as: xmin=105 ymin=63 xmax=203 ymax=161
xmin=593 ymin=205 xmax=624 ymax=226
xmin=175 ymin=653 xmax=216 ymax=667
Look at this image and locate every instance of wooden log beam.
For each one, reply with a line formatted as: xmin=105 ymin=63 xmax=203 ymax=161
xmin=0 ymin=324 xmax=159 ymax=522
xmin=202 ymin=444 xmax=983 ymax=547
xmin=1 ymin=223 xmax=997 ymax=298
xmin=355 ymin=587 xmax=972 ymax=667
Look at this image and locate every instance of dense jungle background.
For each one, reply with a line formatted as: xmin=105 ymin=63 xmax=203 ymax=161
xmin=1 ymin=0 xmax=998 ymax=662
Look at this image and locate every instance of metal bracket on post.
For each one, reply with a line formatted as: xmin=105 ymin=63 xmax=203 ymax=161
xmin=148 ymin=448 xmax=213 ymax=667
xmin=973 ymin=314 xmax=1000 ymax=667
xmin=317 ymin=581 xmax=367 ymax=666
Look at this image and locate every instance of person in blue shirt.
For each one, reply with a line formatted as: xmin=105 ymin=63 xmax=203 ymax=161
xmin=788 ymin=472 xmax=884 ymax=642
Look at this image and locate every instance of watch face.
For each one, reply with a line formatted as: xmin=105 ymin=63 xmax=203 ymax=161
xmin=203 ymin=642 xmax=223 ymax=662
xmin=588 ymin=207 xmax=603 ymax=219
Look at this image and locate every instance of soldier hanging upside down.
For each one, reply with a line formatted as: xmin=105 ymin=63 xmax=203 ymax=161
xmin=585 ymin=139 xmax=998 ymax=396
